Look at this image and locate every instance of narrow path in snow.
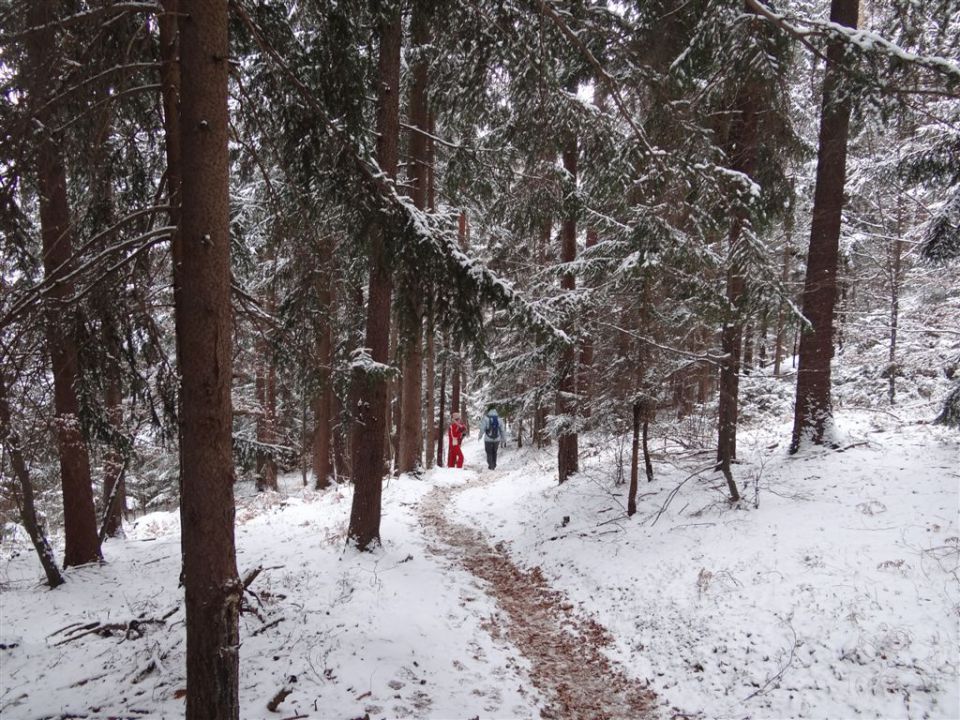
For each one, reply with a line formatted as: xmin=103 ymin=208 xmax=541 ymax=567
xmin=417 ymin=471 xmax=656 ymax=720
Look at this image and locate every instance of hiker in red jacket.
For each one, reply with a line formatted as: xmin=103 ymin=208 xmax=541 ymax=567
xmin=448 ymin=413 xmax=466 ymax=468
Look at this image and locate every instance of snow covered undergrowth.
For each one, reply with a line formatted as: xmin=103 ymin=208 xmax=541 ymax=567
xmin=452 ymin=414 xmax=960 ymax=719
xmin=0 ymin=470 xmax=543 ymax=719
xmin=1 ymin=408 xmax=957 ymax=719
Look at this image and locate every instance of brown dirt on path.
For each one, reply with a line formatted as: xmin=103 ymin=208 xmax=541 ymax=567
xmin=418 ymin=474 xmax=656 ymax=720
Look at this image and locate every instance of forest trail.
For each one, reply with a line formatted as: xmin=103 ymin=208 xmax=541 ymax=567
xmin=417 ymin=468 xmax=656 ymax=720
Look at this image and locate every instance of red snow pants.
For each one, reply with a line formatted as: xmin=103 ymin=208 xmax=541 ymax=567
xmin=448 ymin=444 xmax=464 ymax=468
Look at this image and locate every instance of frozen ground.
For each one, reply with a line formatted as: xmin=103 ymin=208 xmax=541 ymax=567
xmin=0 ymin=407 xmax=957 ymax=719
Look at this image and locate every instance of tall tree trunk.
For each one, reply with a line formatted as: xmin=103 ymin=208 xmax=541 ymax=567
xmin=716 ymin=27 xmax=760 ymax=483
xmin=534 ymin=218 xmax=552 ymax=449
xmin=348 ymin=7 xmax=401 ymax=550
xmin=451 ymin=356 xmax=461 ymax=425
xmin=332 ymin=392 xmax=347 ymax=482
xmin=790 ymin=0 xmax=859 ymax=453
xmin=557 ymin=136 xmax=579 ymax=484
xmin=176 ymin=2 xmax=240 ymax=716
xmin=398 ymin=317 xmax=423 ymax=474
xmin=313 ymin=273 xmax=335 ymax=489
xmin=386 ymin=321 xmax=399 ymax=474
xmin=25 ymin=0 xmax=101 ymax=568
xmin=398 ymin=0 xmax=431 ymax=474
xmin=0 ymin=373 xmax=65 ymax=588
xmin=424 ymin=301 xmax=436 ymax=470
xmin=436 ymin=335 xmax=447 ymax=467
xmin=424 ymin=112 xmax=437 ymax=469
xmin=627 ymin=402 xmax=640 ymax=517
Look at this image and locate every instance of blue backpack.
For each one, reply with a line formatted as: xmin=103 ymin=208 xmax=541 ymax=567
xmin=485 ymin=415 xmax=500 ymax=440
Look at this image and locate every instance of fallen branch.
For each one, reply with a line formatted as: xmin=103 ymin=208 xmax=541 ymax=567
xmin=650 ymin=462 xmax=716 ymax=526
xmin=267 ymin=675 xmax=297 ymax=712
xmin=48 ymin=621 xmax=93 ymax=638
xmin=251 ymin=617 xmax=284 ymax=637
xmin=741 ymin=619 xmax=800 ymax=701
xmin=53 ymin=618 xmax=167 ymax=645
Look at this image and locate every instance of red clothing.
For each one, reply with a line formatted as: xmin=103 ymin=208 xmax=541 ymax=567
xmin=447 ymin=421 xmax=466 ymax=468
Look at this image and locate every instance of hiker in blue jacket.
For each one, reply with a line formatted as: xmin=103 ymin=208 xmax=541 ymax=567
xmin=478 ymin=408 xmax=506 ymax=470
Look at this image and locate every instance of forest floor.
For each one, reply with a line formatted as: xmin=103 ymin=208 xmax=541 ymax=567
xmin=0 ymin=403 xmax=958 ymax=719
xmin=418 ymin=471 xmax=655 ymax=720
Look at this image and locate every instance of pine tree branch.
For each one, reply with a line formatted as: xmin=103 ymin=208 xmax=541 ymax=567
xmin=744 ymin=0 xmax=960 ymax=99
xmin=531 ymin=0 xmax=660 ymax=158
xmin=0 ymin=3 xmax=163 ymax=44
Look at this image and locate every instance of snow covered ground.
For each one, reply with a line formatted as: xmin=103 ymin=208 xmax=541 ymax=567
xmin=1 ymin=405 xmax=957 ymax=719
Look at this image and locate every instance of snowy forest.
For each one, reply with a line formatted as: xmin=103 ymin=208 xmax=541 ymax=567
xmin=1 ymin=0 xmax=958 ymax=718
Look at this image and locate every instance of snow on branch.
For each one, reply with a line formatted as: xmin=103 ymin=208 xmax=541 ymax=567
xmin=744 ymin=0 xmax=960 ymax=98
xmin=232 ymin=0 xmax=570 ymax=348
xmin=0 ymin=3 xmax=162 ymax=45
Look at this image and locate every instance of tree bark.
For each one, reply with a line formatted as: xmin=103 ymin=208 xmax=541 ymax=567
xmin=716 ymin=20 xmax=761 ymax=477
xmin=176 ymin=2 xmax=241 ymax=717
xmin=790 ymin=0 xmax=859 ymax=452
xmin=398 ymin=0 xmax=431 ymax=475
xmin=348 ymin=7 xmax=401 ymax=550
xmin=25 ymin=0 xmax=101 ymax=568
xmin=557 ymin=137 xmax=579 ymax=484
xmin=424 ymin=111 xmax=437 ymax=469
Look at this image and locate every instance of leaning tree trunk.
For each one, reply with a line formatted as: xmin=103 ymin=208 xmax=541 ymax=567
xmin=790 ymin=0 xmax=859 ymax=452
xmin=0 ymin=373 xmax=65 ymax=588
xmin=557 ymin=135 xmax=579 ymax=484
xmin=348 ymin=7 xmax=401 ymax=550
xmin=25 ymin=0 xmax=101 ymax=568
xmin=176 ymin=2 xmax=241 ymax=717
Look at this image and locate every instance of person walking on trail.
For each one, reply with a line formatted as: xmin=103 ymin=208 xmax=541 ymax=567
xmin=447 ymin=412 xmax=466 ymax=468
xmin=479 ymin=408 xmax=505 ymax=470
